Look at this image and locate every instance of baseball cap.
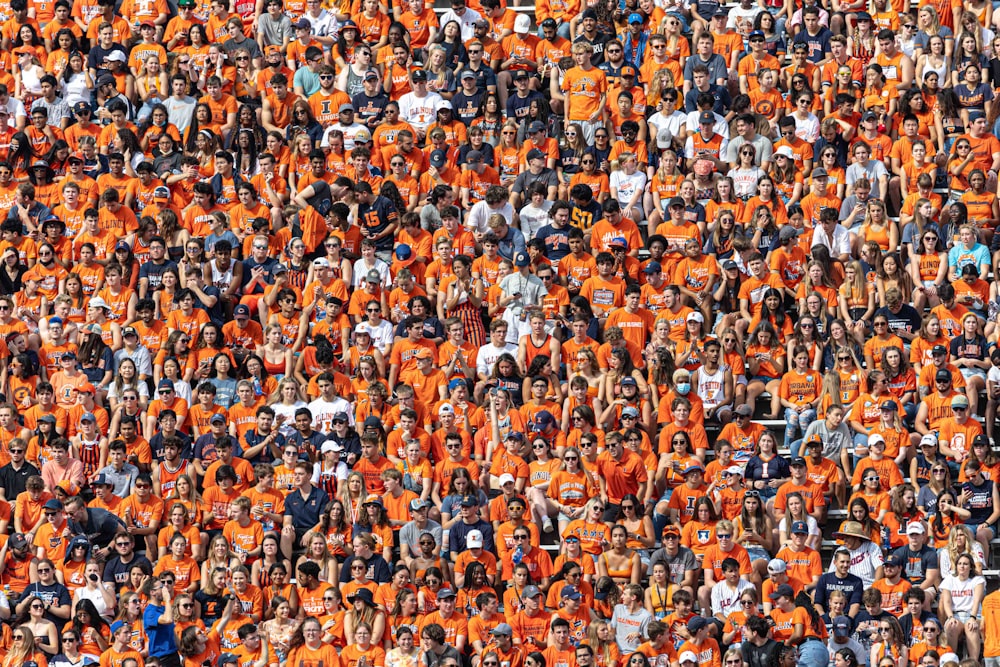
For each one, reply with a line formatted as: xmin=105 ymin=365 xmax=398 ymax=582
xmin=767 ymin=558 xmax=786 ymax=574
xmin=833 ymin=616 xmax=852 ymax=637
xmin=210 ymin=413 xmax=226 ymax=425
xmin=791 ymin=521 xmax=809 ymax=534
xmin=769 ymin=583 xmax=795 ymax=600
xmin=234 ymin=304 xmax=251 ymax=318
xmin=628 ymin=12 xmax=643 ymax=23
xmin=320 ymin=441 xmax=343 ymax=454
xmin=491 ymin=624 xmax=513 ymax=636
xmin=679 ymin=653 xmax=698 ymax=665
xmin=952 ymin=394 xmax=970 ymax=408
xmin=521 ymin=585 xmax=542 ymax=599
xmin=429 ymin=150 xmax=447 ymax=168
xmin=935 ymin=368 xmax=952 ymax=382
xmin=812 ymin=167 xmax=828 ymax=178
xmin=644 ymin=261 xmax=661 ymax=274
xmin=561 ymin=585 xmax=582 ymax=600
xmin=466 ymin=530 xmax=484 ymax=548
xmin=687 ymin=616 xmax=708 ymax=632
xmin=43 ymin=499 xmax=63 ymax=511
xmin=880 ymin=400 xmax=898 ymax=412
xmin=514 ymin=252 xmax=530 ymax=268
xmin=698 ymin=111 xmax=714 ymax=125
xmin=884 ymin=553 xmax=904 ymax=568
xmin=513 ymin=14 xmax=530 ymax=33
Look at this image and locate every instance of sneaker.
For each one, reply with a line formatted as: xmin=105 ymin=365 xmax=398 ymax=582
xmin=542 ymin=516 xmax=554 ymax=533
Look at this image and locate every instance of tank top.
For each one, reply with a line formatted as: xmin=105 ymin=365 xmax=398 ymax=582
xmin=77 ymin=438 xmax=101 ymax=477
xmin=346 ymin=67 xmax=367 ymax=97
xmin=696 ymin=365 xmax=727 ymax=409
xmin=210 ymin=258 xmax=234 ymax=291
xmin=158 ymin=460 xmax=189 ymax=497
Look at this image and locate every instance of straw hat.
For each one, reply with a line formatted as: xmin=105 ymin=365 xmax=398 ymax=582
xmin=832 ymin=521 xmax=870 ymax=541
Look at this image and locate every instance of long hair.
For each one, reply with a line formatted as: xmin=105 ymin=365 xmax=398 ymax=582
xmin=73 ymin=598 xmax=110 ymax=635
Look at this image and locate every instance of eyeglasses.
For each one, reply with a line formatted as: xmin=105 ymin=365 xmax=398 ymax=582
xmin=236 ymin=56 xmax=249 ymax=61
xmin=253 ymin=244 xmax=267 ymax=249
xmin=468 ymin=49 xmax=482 ymax=54
xmin=13 ymin=635 xmax=23 ymax=640
xmin=564 ymin=456 xmax=578 ymax=461
xmin=932 ymin=468 xmax=946 ymax=473
xmin=924 ymin=627 xmax=938 ymax=632
xmin=717 ymin=534 xmax=732 ymax=539
xmin=741 ymin=600 xmax=754 ymax=606
xmin=319 ymin=75 xmax=333 ymax=80
xmin=514 ymin=535 xmax=529 ymax=540
xmin=874 ymin=322 xmax=888 ymax=327
xmin=135 ymin=483 xmax=151 ymax=489
xmin=30 ymin=604 xmax=43 ymax=609
xmin=63 ymin=637 xmax=77 ymax=642
xmin=181 ymin=603 xmax=193 ymax=608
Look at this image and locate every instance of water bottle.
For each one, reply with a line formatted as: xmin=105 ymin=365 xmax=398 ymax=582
xmin=881 ymin=525 xmax=890 ymax=552
xmin=252 ymin=376 xmax=262 ymax=397
xmin=512 ymin=545 xmax=523 ymax=565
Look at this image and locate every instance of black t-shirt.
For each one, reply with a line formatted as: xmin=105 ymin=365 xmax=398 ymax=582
xmin=742 ymin=639 xmax=781 ymax=667
xmin=357 ymin=196 xmax=400 ymax=252
xmin=138 ymin=259 xmax=178 ymax=292
xmin=352 ymin=91 xmax=390 ymax=126
xmin=102 ymin=554 xmax=152 ymax=587
xmin=194 ymin=589 xmax=227 ymax=625
xmin=0 ymin=461 xmax=40 ymax=500
xmin=18 ymin=582 xmax=72 ymax=624
xmin=874 ymin=304 xmax=922 ymax=339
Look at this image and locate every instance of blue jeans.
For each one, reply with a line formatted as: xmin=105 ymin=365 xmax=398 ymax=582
xmin=784 ymin=407 xmax=816 ymax=442
xmin=798 ymin=639 xmax=829 ymax=667
xmin=536 ymin=23 xmax=571 ymax=40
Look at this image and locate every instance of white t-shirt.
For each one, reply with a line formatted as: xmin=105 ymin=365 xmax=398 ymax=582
xmin=476 ymin=342 xmax=518 ymax=378
xmin=517 ymin=201 xmax=553 ymax=241
xmin=308 ymin=395 xmax=354 ymax=433
xmin=828 ymin=540 xmax=883 ymax=587
xmin=398 ymin=91 xmax=444 ymax=131
xmin=940 ymin=574 xmax=985 ymax=615
xmin=610 ymin=170 xmax=648 ymax=210
xmin=711 ymin=577 xmax=755 ymax=617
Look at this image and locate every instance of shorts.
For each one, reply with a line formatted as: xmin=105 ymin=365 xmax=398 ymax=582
xmin=960 ymin=367 xmax=987 ymax=382
xmin=749 ymin=374 xmax=777 ymax=384
xmin=966 ymin=521 xmax=994 ymax=537
xmin=746 ymin=546 xmax=769 ymax=562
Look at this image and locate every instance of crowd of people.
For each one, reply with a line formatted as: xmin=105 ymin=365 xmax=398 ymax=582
xmin=8 ymin=0 xmax=1000 ymax=665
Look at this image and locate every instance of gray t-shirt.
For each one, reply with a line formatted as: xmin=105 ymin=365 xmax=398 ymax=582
xmin=97 ymin=463 xmax=139 ymax=498
xmin=162 ymin=95 xmax=196 ymax=136
xmin=845 ymin=160 xmax=890 ymax=198
xmin=648 ymin=546 xmax=699 ymax=587
xmin=222 ymin=35 xmax=263 ymax=61
xmin=258 ymin=13 xmax=294 ymax=50
xmin=682 ymin=53 xmax=729 ymax=85
xmin=725 ymin=134 xmax=773 ymax=167
xmin=399 ymin=520 xmax=443 ymax=555
xmin=611 ymin=604 xmax=652 ymax=653
xmin=802 ymin=419 xmax=851 ymax=462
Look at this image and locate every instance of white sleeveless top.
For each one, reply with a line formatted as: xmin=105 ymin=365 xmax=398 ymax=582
xmin=697 ymin=365 xmax=728 ymax=409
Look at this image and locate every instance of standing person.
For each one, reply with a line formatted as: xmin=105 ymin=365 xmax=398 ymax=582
xmin=144 ymin=574 xmax=178 ymax=667
xmin=562 ymin=43 xmax=607 ymax=145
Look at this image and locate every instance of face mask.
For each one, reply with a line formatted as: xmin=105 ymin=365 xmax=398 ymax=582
xmin=675 ymin=382 xmax=691 ymax=395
